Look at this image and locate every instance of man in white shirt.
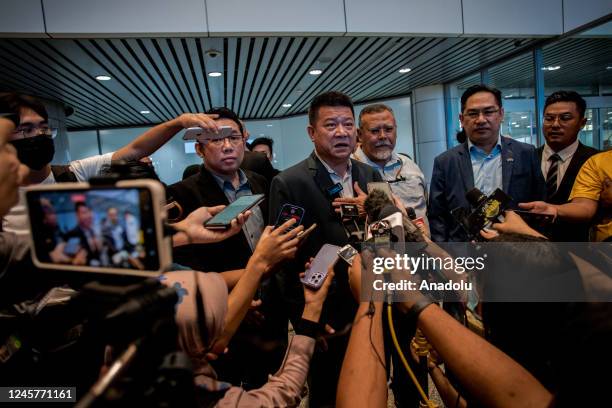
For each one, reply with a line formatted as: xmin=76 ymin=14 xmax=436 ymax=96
xmin=352 ymin=103 xmax=429 ymax=232
xmin=534 ymin=90 xmax=599 ymax=241
xmin=1 ymin=93 xmax=219 ymax=235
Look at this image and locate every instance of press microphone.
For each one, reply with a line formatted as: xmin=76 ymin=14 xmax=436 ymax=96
xmin=464 ymin=187 xmax=512 ymax=236
xmin=406 ymin=207 xmax=426 ymax=233
xmin=364 ymin=189 xmax=394 ymax=221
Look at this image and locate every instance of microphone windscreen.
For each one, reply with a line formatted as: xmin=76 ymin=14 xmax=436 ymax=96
xmin=364 ymin=189 xmax=393 ymax=221
xmin=378 ymin=204 xmax=401 ymax=220
xmin=466 ymin=188 xmax=486 ymax=207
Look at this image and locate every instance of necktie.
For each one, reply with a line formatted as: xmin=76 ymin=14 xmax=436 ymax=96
xmin=546 ymin=153 xmax=561 ymax=199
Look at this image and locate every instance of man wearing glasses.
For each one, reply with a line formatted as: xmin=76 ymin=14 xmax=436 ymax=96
xmin=1 ymin=92 xmax=219 ymax=235
xmin=352 ymin=103 xmax=429 ymax=233
xmin=428 ymin=84 xmax=545 ymax=242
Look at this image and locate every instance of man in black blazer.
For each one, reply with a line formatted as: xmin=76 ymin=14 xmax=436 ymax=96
xmin=429 ymin=84 xmax=546 ymax=242
xmin=167 ymin=108 xmax=282 ymax=389
xmin=536 ymin=90 xmax=599 ymax=241
xmin=269 ymin=91 xmax=382 ymax=407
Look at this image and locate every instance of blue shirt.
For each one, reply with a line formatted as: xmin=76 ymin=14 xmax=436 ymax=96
xmin=211 ymin=169 xmax=264 ymax=251
xmin=468 ymin=136 xmax=502 ymax=196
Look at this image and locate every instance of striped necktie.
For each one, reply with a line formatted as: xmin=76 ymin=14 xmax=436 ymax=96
xmin=546 ymin=153 xmax=561 ymax=199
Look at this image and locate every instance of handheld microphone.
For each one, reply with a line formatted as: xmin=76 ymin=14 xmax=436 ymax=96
xmin=406 ymin=207 xmax=426 ymax=233
xmin=464 ymin=187 xmax=512 ymax=236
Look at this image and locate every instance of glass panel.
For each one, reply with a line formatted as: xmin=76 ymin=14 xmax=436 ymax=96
xmin=602 ymin=107 xmax=612 ymax=151
xmin=488 ymin=53 xmax=537 ymax=145
xmin=446 ymin=73 xmax=480 ymax=147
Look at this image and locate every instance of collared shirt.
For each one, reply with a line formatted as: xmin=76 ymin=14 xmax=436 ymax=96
xmin=468 ymin=136 xmax=503 ymax=196
xmin=541 ymin=138 xmax=580 ymax=190
xmin=210 ymin=168 xmax=264 ymax=251
xmin=314 ymin=150 xmax=354 ymax=198
xmin=352 ymin=147 xmax=428 ymax=223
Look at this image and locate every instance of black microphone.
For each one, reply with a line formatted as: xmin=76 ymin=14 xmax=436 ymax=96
xmin=464 ymin=187 xmax=512 ymax=236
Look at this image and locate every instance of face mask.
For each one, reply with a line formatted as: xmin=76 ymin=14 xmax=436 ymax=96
xmin=10 ymin=135 xmax=55 ymax=171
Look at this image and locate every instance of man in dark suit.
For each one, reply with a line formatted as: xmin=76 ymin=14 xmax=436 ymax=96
xmin=166 ymin=107 xmax=281 ymax=389
xmin=536 ymin=90 xmax=599 ymax=242
xmin=269 ymin=91 xmax=382 ymax=407
xmin=429 ymin=84 xmax=546 ymax=242
xmin=64 ymin=202 xmax=102 ymax=265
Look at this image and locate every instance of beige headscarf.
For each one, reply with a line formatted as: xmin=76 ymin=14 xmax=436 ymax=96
xmin=161 ymin=270 xmax=230 ymax=391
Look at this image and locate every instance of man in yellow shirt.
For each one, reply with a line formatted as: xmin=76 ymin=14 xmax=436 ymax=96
xmin=520 ymin=150 xmax=612 ymax=241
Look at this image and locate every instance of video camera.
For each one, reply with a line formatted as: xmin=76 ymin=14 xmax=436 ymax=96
xmin=0 ymin=167 xmax=196 ymax=407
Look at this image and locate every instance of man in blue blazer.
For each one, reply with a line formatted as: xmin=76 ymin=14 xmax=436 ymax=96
xmin=429 ymin=84 xmax=546 ymax=242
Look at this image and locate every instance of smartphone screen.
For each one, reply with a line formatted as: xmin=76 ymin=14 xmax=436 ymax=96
xmin=275 ymin=204 xmax=305 ymax=230
xmin=205 ymin=194 xmax=265 ymax=228
xmin=26 ymin=187 xmax=160 ymax=271
xmin=301 ymin=244 xmax=341 ymax=289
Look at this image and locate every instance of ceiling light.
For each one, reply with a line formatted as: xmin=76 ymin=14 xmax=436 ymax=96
xmin=514 ymin=124 xmax=520 ymax=128
xmin=140 ymin=110 xmax=151 ymax=114
xmin=309 ymin=69 xmax=323 ymax=76
xmin=606 ymin=66 xmax=612 ymax=70
xmin=208 ymin=72 xmax=222 ymax=77
xmin=541 ymin=66 xmax=561 ymax=71
xmin=521 ymin=115 xmax=528 ymax=119
xmin=95 ymin=75 xmax=111 ymax=81
xmin=259 ymin=133 xmax=265 ymax=136
xmin=511 ymin=122 xmax=517 ymax=125
xmin=282 ymin=103 xmax=292 ymax=108
xmin=398 ymin=67 xmax=412 ymax=74
xmin=266 ymin=124 xmax=273 ymax=127
xmin=504 ymin=95 xmax=513 ymax=98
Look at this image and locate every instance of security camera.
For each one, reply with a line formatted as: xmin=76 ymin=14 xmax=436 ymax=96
xmin=206 ymin=49 xmax=221 ymax=58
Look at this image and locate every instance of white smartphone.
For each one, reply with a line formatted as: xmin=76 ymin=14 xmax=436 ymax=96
xmin=182 ymin=125 xmax=234 ymax=142
xmin=25 ymin=179 xmax=172 ymax=277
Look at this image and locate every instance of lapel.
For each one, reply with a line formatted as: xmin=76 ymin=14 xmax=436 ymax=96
xmin=501 ymin=136 xmax=514 ymax=193
xmin=197 ymin=165 xmax=230 ymax=206
xmin=308 ymin=151 xmax=350 ymax=197
xmin=457 ymin=142 xmax=474 ymax=192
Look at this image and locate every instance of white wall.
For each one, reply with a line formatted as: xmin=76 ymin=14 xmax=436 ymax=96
xmin=3 ymin=0 xmax=609 ymax=37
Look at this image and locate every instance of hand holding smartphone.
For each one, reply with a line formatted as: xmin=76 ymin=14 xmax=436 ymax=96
xmin=205 ymin=194 xmax=265 ymax=230
xmin=301 ymin=244 xmax=341 ymax=290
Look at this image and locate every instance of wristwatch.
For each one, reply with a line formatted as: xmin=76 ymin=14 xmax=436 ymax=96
xmin=407 ymin=296 xmax=435 ymax=322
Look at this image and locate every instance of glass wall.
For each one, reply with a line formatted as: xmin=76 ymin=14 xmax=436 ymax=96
xmin=444 ymin=18 xmax=612 ymax=151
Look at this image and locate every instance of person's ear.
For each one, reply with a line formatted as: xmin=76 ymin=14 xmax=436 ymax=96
xmin=195 ymin=142 xmax=205 ymax=159
xmin=307 ymin=125 xmax=315 ymax=142
xmin=579 ymin=116 xmax=587 ymax=129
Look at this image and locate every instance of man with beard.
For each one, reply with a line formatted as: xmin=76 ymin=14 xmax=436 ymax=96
xmin=428 ymin=84 xmax=545 ymax=242
xmin=353 ymin=103 xmax=428 ymax=231
xmin=0 ymin=93 xmax=219 ymax=235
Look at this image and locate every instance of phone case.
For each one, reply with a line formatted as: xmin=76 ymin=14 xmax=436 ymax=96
xmin=25 ymin=179 xmax=171 ymax=277
xmin=275 ymin=204 xmax=305 ymax=230
xmin=301 ymin=244 xmax=341 ymax=289
xmin=205 ymin=194 xmax=265 ymax=229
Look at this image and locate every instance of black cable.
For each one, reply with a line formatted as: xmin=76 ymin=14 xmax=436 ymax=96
xmin=367 ymin=301 xmax=386 ymax=370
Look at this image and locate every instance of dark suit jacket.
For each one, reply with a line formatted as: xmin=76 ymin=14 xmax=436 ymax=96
xmin=167 ymin=165 xmax=268 ymax=272
xmin=537 ymin=142 xmax=599 ymax=241
xmin=241 ymin=150 xmax=280 ymax=186
xmin=429 ymin=136 xmax=546 ymax=242
xmin=268 ymin=151 xmax=382 ymax=327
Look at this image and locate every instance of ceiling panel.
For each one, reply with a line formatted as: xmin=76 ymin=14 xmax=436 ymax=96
xmin=0 ymin=36 xmax=546 ymax=129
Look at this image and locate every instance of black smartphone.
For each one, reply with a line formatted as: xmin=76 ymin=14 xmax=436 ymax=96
xmin=205 ymin=194 xmax=265 ymax=230
xmin=301 ymin=244 xmax=341 ymax=290
xmin=274 ymin=204 xmax=305 ymax=230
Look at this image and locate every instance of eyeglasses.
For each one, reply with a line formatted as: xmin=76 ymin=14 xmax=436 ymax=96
xmin=367 ymin=125 xmax=396 ymax=136
xmin=543 ymin=114 xmax=576 ymax=124
xmin=202 ymin=134 xmax=244 ymax=147
xmin=463 ymin=108 xmax=500 ymax=120
xmin=13 ymin=126 xmax=57 ymax=139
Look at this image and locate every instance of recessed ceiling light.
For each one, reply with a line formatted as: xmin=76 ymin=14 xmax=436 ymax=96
xmin=514 ymin=124 xmax=520 ymax=128
xmin=521 ymin=116 xmax=528 ymax=119
xmin=95 ymin=75 xmax=111 ymax=81
xmin=266 ymin=124 xmax=273 ymax=127
xmin=606 ymin=66 xmax=612 ymax=70
xmin=398 ymin=67 xmax=412 ymax=74
xmin=140 ymin=110 xmax=150 ymax=114
xmin=282 ymin=103 xmax=292 ymax=108
xmin=309 ymin=69 xmax=323 ymax=76
xmin=541 ymin=66 xmax=561 ymax=71
xmin=504 ymin=95 xmax=513 ymax=98
xmin=511 ymin=122 xmax=517 ymax=125
xmin=259 ymin=133 xmax=265 ymax=136
xmin=208 ymin=72 xmax=222 ymax=77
